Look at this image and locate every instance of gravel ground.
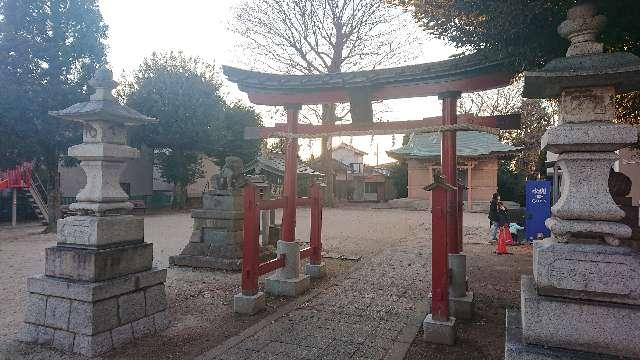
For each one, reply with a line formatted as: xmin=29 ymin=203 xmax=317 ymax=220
xmin=0 ymin=206 xmax=510 ymax=359
xmin=405 ymin=244 xmax=533 ymax=360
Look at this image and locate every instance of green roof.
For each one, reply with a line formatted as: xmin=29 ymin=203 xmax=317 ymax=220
xmin=387 ymin=131 xmax=519 ymax=159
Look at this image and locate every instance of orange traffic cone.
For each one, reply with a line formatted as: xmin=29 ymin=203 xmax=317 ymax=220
xmin=496 ymin=227 xmax=509 ymax=255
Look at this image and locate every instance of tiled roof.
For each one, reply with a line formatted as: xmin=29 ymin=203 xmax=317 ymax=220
xmin=387 ymin=131 xmax=520 ymax=159
xmin=334 ymin=143 xmax=367 ymax=155
xmin=223 ymin=54 xmax=512 ymax=93
xmin=309 ymin=157 xmax=350 ymax=172
xmin=248 ymin=154 xmax=322 ymax=177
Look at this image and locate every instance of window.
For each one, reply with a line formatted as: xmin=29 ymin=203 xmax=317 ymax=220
xmin=365 ymin=182 xmax=377 ymax=194
xmin=350 ymin=163 xmax=363 ymax=173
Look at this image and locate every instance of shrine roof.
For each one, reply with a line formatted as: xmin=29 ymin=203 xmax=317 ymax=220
xmin=223 ymin=54 xmax=515 ymax=105
xmin=247 ymin=154 xmax=322 ymax=177
xmin=387 ymin=131 xmax=519 ymax=160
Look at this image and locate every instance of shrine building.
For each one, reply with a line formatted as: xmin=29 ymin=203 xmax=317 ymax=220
xmin=388 ymin=131 xmax=519 ymax=211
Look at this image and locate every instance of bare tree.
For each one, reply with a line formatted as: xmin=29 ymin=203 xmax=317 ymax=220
xmin=458 ymin=80 xmax=557 ymax=177
xmin=230 ymin=0 xmax=420 ymax=206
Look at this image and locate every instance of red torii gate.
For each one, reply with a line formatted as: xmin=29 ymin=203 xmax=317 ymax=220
xmin=223 ymin=53 xmax=518 ymax=343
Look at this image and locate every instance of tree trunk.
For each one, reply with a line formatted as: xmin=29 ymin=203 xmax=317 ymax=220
xmin=321 ymin=104 xmax=336 ymax=207
xmin=173 ymin=181 xmax=188 ymax=209
xmin=45 ymin=164 xmax=60 ymax=233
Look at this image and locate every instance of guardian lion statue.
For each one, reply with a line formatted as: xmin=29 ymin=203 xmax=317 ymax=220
xmin=212 ymin=156 xmax=246 ymax=192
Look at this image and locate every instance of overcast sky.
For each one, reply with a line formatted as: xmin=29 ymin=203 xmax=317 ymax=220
xmin=98 ymin=0 xmax=457 ymax=164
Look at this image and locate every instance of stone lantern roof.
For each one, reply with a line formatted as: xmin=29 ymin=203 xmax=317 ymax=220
xmin=49 ymin=67 xmax=157 ymax=125
xmin=523 ymin=3 xmax=640 ymax=98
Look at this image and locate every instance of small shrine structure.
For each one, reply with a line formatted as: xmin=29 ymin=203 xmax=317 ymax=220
xmin=505 ymin=1 xmax=640 ymax=358
xmin=224 ymin=54 xmax=520 ymax=343
xmin=19 ymin=68 xmax=169 ymax=356
xmin=388 ymin=131 xmax=520 ymax=211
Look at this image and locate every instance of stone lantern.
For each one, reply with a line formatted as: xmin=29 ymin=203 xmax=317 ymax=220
xmin=506 ymin=2 xmax=640 ymax=358
xmin=19 ymin=67 xmax=170 ymax=356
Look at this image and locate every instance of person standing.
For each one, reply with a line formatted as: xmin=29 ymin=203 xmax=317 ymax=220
xmin=489 ymin=192 xmax=500 ymax=241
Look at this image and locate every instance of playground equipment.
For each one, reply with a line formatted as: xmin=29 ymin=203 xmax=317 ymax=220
xmin=235 ymin=181 xmax=323 ymax=314
xmin=0 ymin=162 xmax=48 ymax=226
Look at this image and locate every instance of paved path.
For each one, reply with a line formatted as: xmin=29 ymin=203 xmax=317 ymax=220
xmin=202 ymin=235 xmax=432 ymax=360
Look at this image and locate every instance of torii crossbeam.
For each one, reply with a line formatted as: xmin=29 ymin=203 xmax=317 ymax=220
xmin=223 ymin=53 xmax=518 ymax=344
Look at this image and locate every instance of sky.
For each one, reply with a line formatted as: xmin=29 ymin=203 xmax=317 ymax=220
xmin=98 ymin=0 xmax=457 ymax=165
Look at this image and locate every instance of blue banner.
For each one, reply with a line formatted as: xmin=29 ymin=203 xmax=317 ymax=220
xmin=525 ymin=180 xmax=551 ymax=241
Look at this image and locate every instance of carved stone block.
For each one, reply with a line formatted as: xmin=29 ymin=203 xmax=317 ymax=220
xmin=533 ymin=238 xmax=640 ymax=305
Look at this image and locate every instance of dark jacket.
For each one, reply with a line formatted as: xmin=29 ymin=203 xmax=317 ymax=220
xmin=489 ymin=199 xmax=499 ymax=222
xmin=497 ymin=206 xmax=509 ymax=226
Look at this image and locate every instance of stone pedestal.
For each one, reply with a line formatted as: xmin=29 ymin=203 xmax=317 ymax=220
xmin=304 ymin=262 xmax=327 ymax=278
xmin=520 ymin=276 xmax=640 ymax=357
xmin=422 ymin=314 xmax=457 ymax=345
xmin=20 ymin=67 xmax=168 ymax=356
xmin=20 ymin=269 xmax=169 ymax=356
xmin=233 ymin=292 xmax=266 ymax=315
xmin=265 ymin=240 xmax=310 ymax=297
xmin=533 ymin=238 xmax=640 ymax=305
xmin=170 ymin=191 xmax=250 ymax=270
xmin=504 ymin=309 xmax=620 ymax=360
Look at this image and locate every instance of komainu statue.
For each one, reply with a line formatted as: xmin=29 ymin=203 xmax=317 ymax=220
xmin=213 ymin=156 xmax=246 ymax=192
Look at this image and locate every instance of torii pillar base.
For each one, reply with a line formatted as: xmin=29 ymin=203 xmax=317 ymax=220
xmin=449 ymin=253 xmax=474 ymax=320
xmin=423 ymin=314 xmax=457 ymax=346
xmin=264 ymin=241 xmax=310 ymax=297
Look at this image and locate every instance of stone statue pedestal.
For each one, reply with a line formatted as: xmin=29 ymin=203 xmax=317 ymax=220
xmin=170 ymin=190 xmax=274 ymax=270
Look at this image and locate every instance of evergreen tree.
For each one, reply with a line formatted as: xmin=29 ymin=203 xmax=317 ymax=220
xmin=0 ymin=0 xmax=108 ymax=230
xmin=121 ymin=52 xmax=261 ymax=208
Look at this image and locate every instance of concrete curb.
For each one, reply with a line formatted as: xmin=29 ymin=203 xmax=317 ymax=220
xmin=384 ymin=300 xmax=428 ymax=360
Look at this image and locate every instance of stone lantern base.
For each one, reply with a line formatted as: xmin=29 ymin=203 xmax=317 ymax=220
xmin=504 ymin=309 xmax=621 ymax=360
xmin=20 ymin=269 xmax=169 ymax=356
xmin=19 ymin=215 xmax=170 ymax=357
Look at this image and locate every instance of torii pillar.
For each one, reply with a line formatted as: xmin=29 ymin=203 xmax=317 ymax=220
xmin=264 ymin=104 xmax=312 ymax=297
xmin=439 ymin=92 xmax=474 ymax=321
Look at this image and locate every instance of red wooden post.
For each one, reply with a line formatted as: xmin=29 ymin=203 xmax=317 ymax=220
xmin=241 ymin=183 xmax=259 ymax=296
xmin=429 ymin=182 xmax=450 ymax=321
xmin=440 ymin=92 xmax=461 ymax=255
xmin=282 ymin=105 xmax=301 ymax=242
xmin=310 ymin=182 xmax=322 ymax=265
xmin=457 ymin=184 xmax=465 ymax=252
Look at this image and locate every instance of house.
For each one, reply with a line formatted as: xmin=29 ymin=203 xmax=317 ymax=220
xmin=152 ymin=154 xmax=220 ymax=205
xmin=245 ymin=153 xmax=323 ymax=197
xmin=387 ymin=131 xmax=519 ymax=211
xmin=311 ymin=143 xmax=394 ymax=202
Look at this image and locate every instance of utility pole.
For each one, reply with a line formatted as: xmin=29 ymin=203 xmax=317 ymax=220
xmin=12 ymin=188 xmax=17 ymax=227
